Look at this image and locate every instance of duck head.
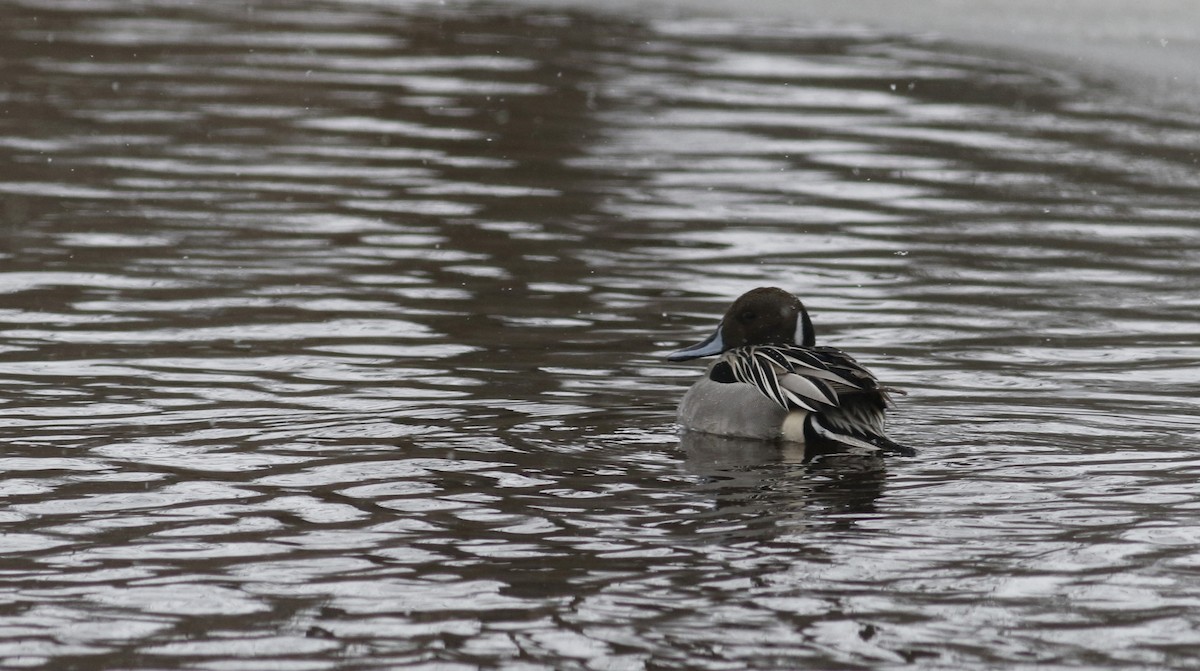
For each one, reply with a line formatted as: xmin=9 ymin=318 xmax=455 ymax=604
xmin=667 ymin=287 xmax=815 ymax=361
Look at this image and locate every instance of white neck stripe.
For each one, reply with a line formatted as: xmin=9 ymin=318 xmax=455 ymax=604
xmin=793 ymin=315 xmax=807 ymax=346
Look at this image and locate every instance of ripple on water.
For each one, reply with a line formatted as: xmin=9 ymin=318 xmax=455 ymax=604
xmin=1 ymin=2 xmax=1200 ymax=671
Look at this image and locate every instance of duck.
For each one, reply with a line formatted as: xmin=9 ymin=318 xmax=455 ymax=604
xmin=667 ymin=287 xmax=913 ymax=456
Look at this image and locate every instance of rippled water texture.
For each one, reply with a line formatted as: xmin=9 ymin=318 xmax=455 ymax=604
xmin=2 ymin=1 xmax=1200 ymax=669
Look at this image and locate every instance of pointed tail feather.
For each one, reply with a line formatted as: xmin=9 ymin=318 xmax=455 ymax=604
xmin=805 ymin=414 xmax=916 ymax=456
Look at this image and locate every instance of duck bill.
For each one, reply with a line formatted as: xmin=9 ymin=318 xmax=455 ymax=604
xmin=666 ymin=325 xmax=726 ymax=361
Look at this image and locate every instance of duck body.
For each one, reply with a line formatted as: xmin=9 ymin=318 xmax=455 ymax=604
xmin=677 ymin=373 xmax=791 ymax=441
xmin=668 ymin=287 xmax=912 ymax=456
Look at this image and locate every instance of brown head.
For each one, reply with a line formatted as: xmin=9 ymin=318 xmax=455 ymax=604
xmin=667 ymin=287 xmax=815 ymax=361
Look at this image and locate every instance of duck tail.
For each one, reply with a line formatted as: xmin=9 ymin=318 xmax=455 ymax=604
xmin=863 ymin=432 xmax=917 ymax=457
xmin=804 ymin=414 xmax=916 ymax=457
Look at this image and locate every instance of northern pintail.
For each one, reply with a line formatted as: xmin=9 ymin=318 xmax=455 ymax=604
xmin=667 ymin=287 xmax=912 ymax=455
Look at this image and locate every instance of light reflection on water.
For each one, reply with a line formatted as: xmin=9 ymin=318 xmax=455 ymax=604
xmin=2 ymin=1 xmax=1200 ymax=669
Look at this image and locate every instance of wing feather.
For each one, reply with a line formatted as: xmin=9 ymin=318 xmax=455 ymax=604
xmin=719 ymin=345 xmax=872 ymax=412
xmin=707 ymin=343 xmax=911 ymax=452
xmin=780 ymin=373 xmax=837 ymax=407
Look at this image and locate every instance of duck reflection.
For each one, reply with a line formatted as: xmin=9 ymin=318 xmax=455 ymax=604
xmin=676 ymin=430 xmax=887 ymax=540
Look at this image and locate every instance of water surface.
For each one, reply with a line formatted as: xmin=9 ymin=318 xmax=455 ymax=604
xmin=2 ymin=1 xmax=1200 ymax=669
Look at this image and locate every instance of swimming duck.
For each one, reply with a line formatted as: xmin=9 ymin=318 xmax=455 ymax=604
xmin=667 ymin=287 xmax=912 ymax=455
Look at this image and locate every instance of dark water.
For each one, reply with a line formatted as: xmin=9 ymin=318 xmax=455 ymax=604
xmin=2 ymin=1 xmax=1200 ymax=668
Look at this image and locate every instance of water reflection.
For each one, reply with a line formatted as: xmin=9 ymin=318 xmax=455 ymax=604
xmin=1 ymin=0 xmax=1200 ymax=669
xmin=679 ymin=431 xmax=889 ymax=540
